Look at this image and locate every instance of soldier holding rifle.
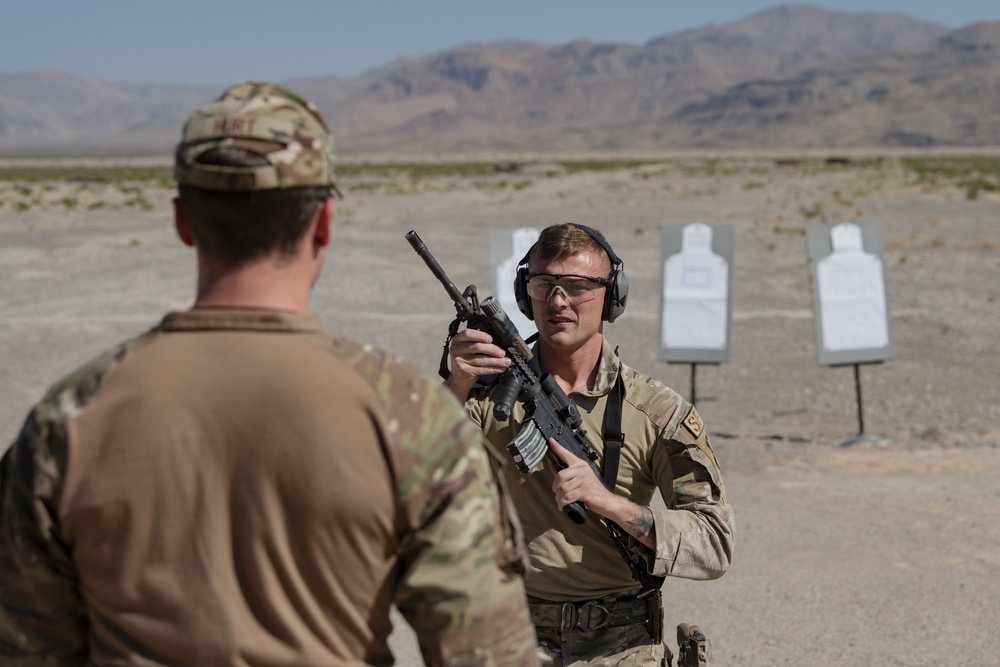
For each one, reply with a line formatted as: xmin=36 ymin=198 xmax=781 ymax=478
xmin=441 ymin=223 xmax=736 ymax=666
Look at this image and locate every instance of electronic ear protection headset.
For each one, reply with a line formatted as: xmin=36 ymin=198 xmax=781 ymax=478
xmin=513 ymin=223 xmax=629 ymax=323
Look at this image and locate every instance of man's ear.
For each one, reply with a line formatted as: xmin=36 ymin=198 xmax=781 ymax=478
xmin=173 ymin=198 xmax=196 ymax=247
xmin=313 ymin=198 xmax=334 ymax=248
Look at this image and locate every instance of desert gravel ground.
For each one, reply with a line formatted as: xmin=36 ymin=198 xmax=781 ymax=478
xmin=1 ymin=153 xmax=998 ymax=665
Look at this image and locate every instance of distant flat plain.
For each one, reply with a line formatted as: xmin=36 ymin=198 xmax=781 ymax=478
xmin=2 ymin=151 xmax=998 ymax=665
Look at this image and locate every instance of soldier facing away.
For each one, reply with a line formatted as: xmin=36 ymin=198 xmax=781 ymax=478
xmin=444 ymin=223 xmax=736 ymax=666
xmin=0 ymin=81 xmax=539 ymax=666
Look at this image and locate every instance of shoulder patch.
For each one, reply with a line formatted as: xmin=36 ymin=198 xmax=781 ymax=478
xmin=682 ymin=406 xmax=705 ymax=440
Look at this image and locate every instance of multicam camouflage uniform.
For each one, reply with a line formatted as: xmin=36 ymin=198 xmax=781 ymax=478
xmin=466 ymin=340 xmax=736 ymax=666
xmin=0 ymin=82 xmax=539 ymax=666
xmin=0 ymin=310 xmax=537 ymax=666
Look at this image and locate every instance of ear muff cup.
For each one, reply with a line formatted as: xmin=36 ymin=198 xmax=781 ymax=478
xmin=603 ymin=266 xmax=628 ymax=323
xmin=513 ymin=224 xmax=628 ymax=323
xmin=514 ymin=264 xmax=533 ymax=320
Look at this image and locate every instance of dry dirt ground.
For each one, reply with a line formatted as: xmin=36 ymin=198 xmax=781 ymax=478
xmin=1 ymin=153 xmax=998 ymax=665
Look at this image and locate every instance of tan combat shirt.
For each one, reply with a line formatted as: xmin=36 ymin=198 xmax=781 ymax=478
xmin=0 ymin=309 xmax=537 ymax=666
xmin=466 ymin=339 xmax=736 ymax=601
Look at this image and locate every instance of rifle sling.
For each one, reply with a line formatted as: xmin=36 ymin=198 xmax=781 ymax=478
xmin=601 ymin=364 xmax=623 ymax=490
xmin=602 ymin=354 xmax=665 ymax=593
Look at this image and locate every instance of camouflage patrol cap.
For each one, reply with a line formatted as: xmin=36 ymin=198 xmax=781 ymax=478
xmin=175 ymin=80 xmax=341 ymax=196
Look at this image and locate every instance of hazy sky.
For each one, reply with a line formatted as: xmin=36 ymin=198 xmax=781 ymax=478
xmin=2 ymin=1 xmax=996 ymax=87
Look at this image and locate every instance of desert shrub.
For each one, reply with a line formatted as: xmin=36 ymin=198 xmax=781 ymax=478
xmin=902 ymin=156 xmax=1000 ymax=198
xmin=0 ymin=166 xmax=172 ymax=184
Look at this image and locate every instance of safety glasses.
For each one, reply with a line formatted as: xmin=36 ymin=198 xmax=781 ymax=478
xmin=525 ymin=273 xmax=608 ymax=303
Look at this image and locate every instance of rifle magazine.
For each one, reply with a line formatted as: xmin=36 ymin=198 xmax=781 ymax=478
xmin=506 ymin=419 xmax=548 ymax=474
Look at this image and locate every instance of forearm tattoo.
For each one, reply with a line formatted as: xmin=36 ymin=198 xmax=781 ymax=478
xmin=627 ymin=506 xmax=654 ymax=539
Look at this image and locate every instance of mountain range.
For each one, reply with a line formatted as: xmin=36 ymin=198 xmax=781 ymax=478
xmin=2 ymin=4 xmax=999 ymax=156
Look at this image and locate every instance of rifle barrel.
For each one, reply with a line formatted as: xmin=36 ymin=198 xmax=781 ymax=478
xmin=405 ymin=230 xmax=473 ymax=319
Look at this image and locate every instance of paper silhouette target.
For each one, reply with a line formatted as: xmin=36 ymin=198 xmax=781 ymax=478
xmin=491 ymin=227 xmax=540 ymax=339
xmin=658 ymin=223 xmax=734 ymax=363
xmin=807 ymin=221 xmax=894 ymax=366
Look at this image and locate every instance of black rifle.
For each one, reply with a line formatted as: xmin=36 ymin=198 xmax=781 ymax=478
xmin=405 ymin=230 xmax=601 ymax=524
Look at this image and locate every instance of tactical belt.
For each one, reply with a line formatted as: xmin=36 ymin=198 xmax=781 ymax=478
xmin=528 ymin=594 xmax=654 ymax=633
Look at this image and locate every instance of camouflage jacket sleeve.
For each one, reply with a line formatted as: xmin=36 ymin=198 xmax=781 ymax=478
xmin=375 ymin=358 xmax=538 ymax=667
xmin=645 ymin=403 xmax=736 ymax=581
xmin=0 ymin=345 xmax=138 ymax=665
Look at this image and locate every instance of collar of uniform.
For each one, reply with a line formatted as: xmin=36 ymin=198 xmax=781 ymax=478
xmin=589 ymin=338 xmax=623 ymax=396
xmin=159 ymin=307 xmax=327 ymax=333
xmin=530 ymin=337 xmax=623 ymax=397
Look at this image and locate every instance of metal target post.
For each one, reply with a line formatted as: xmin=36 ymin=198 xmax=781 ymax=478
xmin=690 ymin=363 xmax=697 ymax=407
xmin=833 ymin=361 xmax=891 ymax=447
xmin=853 ymin=363 xmax=864 ymax=435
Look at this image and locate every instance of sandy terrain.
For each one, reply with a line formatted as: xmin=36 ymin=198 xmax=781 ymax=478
xmin=1 ymin=154 xmax=998 ymax=665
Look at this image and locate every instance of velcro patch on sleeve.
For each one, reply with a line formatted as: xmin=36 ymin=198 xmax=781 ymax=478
xmin=682 ymin=406 xmax=705 ymax=440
